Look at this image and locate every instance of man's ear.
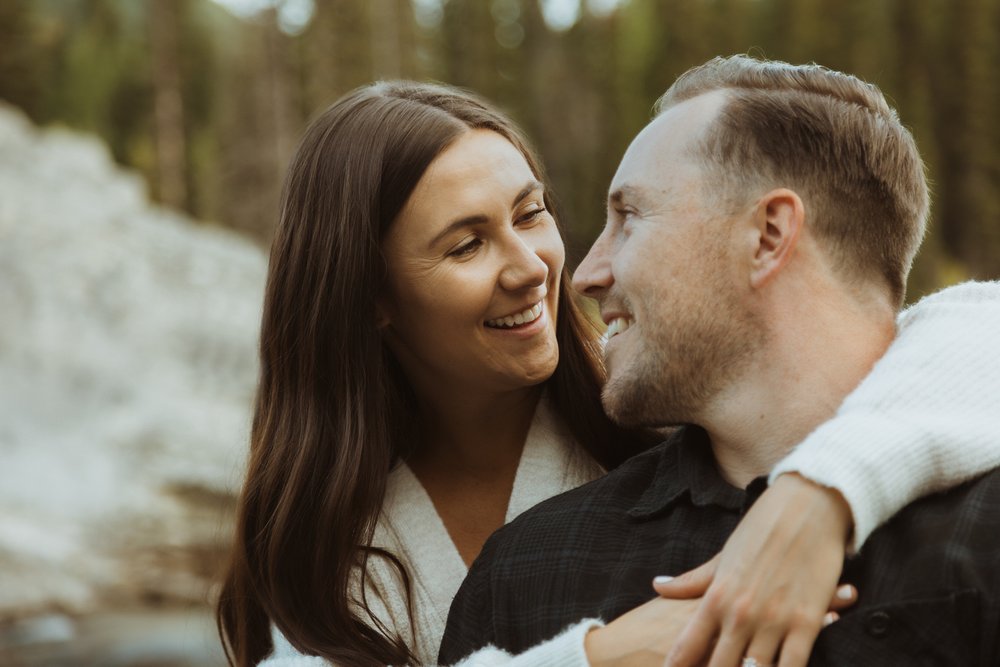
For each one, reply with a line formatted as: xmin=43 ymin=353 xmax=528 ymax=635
xmin=748 ymin=188 xmax=804 ymax=289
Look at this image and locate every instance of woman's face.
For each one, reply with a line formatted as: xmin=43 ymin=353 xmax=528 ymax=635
xmin=379 ymin=129 xmax=565 ymax=398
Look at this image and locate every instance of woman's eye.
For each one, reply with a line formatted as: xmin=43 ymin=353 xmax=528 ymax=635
xmin=517 ymin=205 xmax=547 ymax=225
xmin=449 ymin=238 xmax=482 ymax=258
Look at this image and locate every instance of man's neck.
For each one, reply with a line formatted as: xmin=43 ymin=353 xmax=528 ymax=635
xmin=700 ymin=283 xmax=896 ymax=488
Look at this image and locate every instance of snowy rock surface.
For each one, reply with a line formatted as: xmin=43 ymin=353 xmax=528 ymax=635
xmin=0 ymin=102 xmax=265 ymax=617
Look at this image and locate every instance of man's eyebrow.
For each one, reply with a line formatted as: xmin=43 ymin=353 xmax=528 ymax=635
xmin=428 ymin=180 xmax=544 ymax=250
xmin=608 ymin=184 xmax=644 ymax=208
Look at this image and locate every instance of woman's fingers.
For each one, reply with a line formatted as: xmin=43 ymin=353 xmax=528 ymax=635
xmin=828 ymin=584 xmax=857 ymax=611
xmin=727 ymin=620 xmax=783 ymax=667
xmin=665 ymin=584 xmax=853 ymax=667
xmin=584 ymin=597 xmax=701 ymax=667
xmin=663 ymin=473 xmax=854 ymax=667
xmin=776 ymin=621 xmax=823 ymax=667
xmin=663 ymin=601 xmax=718 ymax=667
xmin=705 ymin=628 xmax=752 ymax=667
xmin=654 ymin=555 xmax=718 ymax=599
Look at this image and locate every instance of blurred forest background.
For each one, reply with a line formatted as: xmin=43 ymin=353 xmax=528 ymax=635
xmin=2 ymin=0 xmax=999 ymax=298
xmin=1 ymin=1 xmax=999 ymax=665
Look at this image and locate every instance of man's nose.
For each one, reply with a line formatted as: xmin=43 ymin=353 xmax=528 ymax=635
xmin=572 ymin=229 xmax=613 ymax=298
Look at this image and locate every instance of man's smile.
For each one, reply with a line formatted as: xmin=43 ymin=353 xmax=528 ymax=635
xmin=605 ymin=316 xmax=633 ymax=339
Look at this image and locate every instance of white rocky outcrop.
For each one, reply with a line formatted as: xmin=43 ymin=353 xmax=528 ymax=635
xmin=0 ymin=102 xmax=265 ymax=624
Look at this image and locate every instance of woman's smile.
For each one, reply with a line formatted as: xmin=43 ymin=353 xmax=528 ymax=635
xmin=485 ymin=301 xmax=544 ymax=329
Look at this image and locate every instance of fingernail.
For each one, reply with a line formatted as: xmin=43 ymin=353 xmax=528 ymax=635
xmin=653 ymin=575 xmax=674 ymax=585
xmin=836 ymin=584 xmax=854 ymax=600
xmin=823 ymin=611 xmax=839 ymax=626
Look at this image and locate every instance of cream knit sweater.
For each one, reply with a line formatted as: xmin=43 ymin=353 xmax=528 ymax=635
xmin=263 ymin=280 xmax=1000 ymax=666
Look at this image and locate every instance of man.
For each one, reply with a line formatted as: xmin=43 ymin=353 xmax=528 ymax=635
xmin=438 ymin=56 xmax=1000 ymax=665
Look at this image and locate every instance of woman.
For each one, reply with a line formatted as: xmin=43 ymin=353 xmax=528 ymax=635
xmin=217 ymin=81 xmax=1000 ymax=666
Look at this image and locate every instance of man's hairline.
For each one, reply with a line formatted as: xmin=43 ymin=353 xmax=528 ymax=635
xmin=620 ymin=91 xmax=734 ymax=203
xmin=662 ymin=90 xmax=766 ymax=216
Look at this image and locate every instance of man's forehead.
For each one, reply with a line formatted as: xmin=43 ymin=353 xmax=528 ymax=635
xmin=609 ymin=91 xmax=726 ymax=203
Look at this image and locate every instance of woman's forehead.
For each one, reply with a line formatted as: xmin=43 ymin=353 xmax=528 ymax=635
xmin=399 ymin=130 xmax=539 ymax=228
xmin=422 ymin=130 xmax=532 ymax=190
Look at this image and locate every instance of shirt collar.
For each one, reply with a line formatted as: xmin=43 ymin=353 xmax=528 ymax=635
xmin=628 ymin=425 xmax=767 ymax=519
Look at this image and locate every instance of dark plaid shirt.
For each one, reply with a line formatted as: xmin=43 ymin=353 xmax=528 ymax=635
xmin=439 ymin=426 xmax=1000 ymax=666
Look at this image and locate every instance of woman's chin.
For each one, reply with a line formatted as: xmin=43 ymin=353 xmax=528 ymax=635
xmin=504 ymin=351 xmax=560 ymax=389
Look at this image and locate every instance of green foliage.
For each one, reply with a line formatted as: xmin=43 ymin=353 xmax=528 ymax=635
xmin=3 ymin=0 xmax=998 ymax=299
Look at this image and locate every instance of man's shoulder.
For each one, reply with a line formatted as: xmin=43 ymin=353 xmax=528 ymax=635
xmin=812 ymin=468 xmax=1000 ymax=665
xmin=895 ymin=464 xmax=1000 ymax=518
xmin=850 ymin=465 xmax=1000 ymax=595
xmin=860 ymin=465 xmax=1000 ymax=557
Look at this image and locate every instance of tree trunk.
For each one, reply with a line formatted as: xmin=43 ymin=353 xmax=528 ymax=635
xmin=150 ymin=0 xmax=188 ymax=211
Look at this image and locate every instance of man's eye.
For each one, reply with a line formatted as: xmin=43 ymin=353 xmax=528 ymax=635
xmin=618 ymin=208 xmax=641 ymax=228
xmin=449 ymin=238 xmax=482 ymax=258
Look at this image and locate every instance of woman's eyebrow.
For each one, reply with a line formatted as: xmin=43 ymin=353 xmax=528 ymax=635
xmin=427 ymin=180 xmax=544 ymax=250
xmin=513 ymin=180 xmax=544 ymax=207
xmin=427 ymin=214 xmax=488 ymax=250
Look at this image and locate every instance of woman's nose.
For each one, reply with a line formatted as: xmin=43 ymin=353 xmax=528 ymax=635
xmin=498 ymin=234 xmax=548 ymax=292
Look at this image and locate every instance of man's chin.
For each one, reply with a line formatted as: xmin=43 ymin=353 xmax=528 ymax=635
xmin=600 ymin=382 xmax=670 ymax=429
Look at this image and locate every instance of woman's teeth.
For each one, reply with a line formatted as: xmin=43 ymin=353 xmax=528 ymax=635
xmin=606 ymin=317 xmax=632 ymax=339
xmin=485 ymin=303 xmax=543 ymax=329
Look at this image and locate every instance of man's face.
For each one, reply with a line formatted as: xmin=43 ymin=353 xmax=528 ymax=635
xmin=572 ymin=92 xmax=762 ymax=427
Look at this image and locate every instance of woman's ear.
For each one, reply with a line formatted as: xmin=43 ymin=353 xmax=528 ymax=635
xmin=375 ymin=300 xmax=391 ymax=330
xmin=375 ymin=288 xmax=394 ymax=330
xmin=749 ymin=188 xmax=804 ymax=289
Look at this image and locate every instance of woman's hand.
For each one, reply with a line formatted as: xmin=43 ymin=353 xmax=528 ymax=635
xmin=655 ymin=473 xmax=855 ymax=667
xmin=585 ymin=597 xmax=701 ymax=667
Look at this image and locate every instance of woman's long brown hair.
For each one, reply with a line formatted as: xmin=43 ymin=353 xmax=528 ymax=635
xmin=216 ymin=81 xmax=649 ymax=666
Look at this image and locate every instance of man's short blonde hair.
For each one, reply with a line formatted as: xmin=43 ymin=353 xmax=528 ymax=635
xmin=656 ymin=55 xmax=929 ymax=308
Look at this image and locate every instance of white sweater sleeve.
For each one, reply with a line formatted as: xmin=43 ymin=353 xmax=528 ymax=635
xmin=450 ymin=619 xmax=602 ymax=667
xmin=258 ymin=619 xmax=603 ymax=666
xmin=258 ymin=626 xmax=330 ymax=666
xmin=769 ymin=280 xmax=1000 ymax=550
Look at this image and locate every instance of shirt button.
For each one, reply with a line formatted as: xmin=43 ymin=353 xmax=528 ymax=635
xmin=865 ymin=610 xmax=891 ymax=638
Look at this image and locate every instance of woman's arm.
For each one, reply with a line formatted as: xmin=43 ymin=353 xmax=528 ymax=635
xmin=259 ymin=619 xmax=599 ymax=666
xmin=449 ymin=598 xmax=699 ymax=667
xmin=658 ymin=280 xmax=1000 ymax=667
xmin=451 ymin=619 xmax=600 ymax=667
xmin=771 ymin=279 xmax=1000 ymax=547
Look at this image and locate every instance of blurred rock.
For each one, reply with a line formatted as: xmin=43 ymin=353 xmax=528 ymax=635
xmin=0 ymin=102 xmax=264 ymax=662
